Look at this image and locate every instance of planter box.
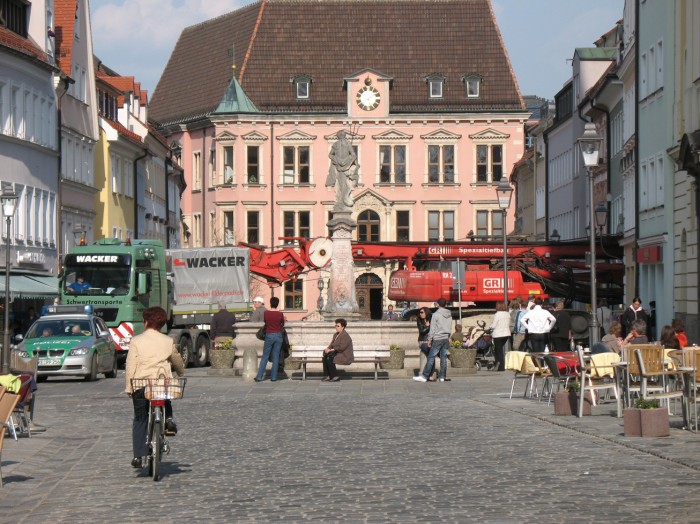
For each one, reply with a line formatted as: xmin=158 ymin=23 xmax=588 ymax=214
xmin=554 ymin=391 xmax=592 ymax=416
xmin=380 ymin=349 xmax=405 ymax=370
xmin=449 ymin=348 xmax=477 ymax=368
xmin=625 ymin=407 xmax=670 ymax=437
xmin=210 ymin=349 xmax=235 ymax=369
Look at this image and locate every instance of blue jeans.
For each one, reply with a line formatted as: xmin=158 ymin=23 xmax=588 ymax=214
xmin=422 ymin=338 xmax=449 ymax=379
xmin=256 ymin=332 xmax=283 ymax=381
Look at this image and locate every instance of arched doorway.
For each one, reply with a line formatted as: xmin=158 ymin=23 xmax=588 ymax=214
xmin=355 ymin=273 xmax=383 ymax=320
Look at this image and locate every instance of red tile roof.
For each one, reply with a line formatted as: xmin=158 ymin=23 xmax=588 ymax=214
xmin=150 ymin=0 xmax=524 ymax=126
xmin=103 ymin=118 xmax=144 ymax=147
xmin=0 ymin=26 xmax=54 ymax=68
xmin=54 ymin=0 xmax=78 ymax=77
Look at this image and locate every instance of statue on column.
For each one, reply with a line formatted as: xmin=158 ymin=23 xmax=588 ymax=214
xmin=326 ymin=131 xmax=359 ymax=211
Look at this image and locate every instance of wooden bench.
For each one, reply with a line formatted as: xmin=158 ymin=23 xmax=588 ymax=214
xmin=287 ymin=345 xmax=391 ymax=380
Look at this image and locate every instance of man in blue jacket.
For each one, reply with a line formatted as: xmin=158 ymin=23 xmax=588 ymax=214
xmin=414 ymin=297 xmax=452 ymax=383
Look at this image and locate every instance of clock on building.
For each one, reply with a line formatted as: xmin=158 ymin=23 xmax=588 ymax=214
xmin=356 ymin=85 xmax=381 ymax=111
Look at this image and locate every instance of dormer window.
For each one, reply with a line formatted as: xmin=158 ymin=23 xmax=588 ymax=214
xmin=426 ymin=74 xmax=445 ymax=99
xmin=462 ymin=73 xmax=483 ymax=98
xmin=291 ymin=74 xmax=312 ymax=99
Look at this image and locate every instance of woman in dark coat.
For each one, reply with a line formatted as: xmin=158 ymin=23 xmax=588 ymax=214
xmin=322 ymin=318 xmax=354 ymax=382
xmin=620 ymin=297 xmax=648 ymax=337
xmin=416 ymin=307 xmax=436 ymax=381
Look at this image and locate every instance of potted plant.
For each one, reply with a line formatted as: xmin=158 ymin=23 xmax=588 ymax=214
xmin=553 ymin=381 xmax=592 ymax=416
xmin=448 ymin=339 xmax=477 ymax=369
xmin=209 ymin=338 xmax=236 ymax=369
xmin=624 ymin=398 xmax=670 ymax=437
xmin=380 ymin=344 xmax=405 ymax=370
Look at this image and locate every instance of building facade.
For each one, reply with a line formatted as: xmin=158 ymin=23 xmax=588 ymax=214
xmin=149 ymin=0 xmax=529 ymax=320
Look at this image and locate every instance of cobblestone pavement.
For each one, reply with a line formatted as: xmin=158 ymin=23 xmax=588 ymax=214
xmin=2 ymin=369 xmax=700 ymax=523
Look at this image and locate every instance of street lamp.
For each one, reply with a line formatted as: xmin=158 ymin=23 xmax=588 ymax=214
xmin=577 ymin=122 xmax=603 ymax=345
xmin=1 ymin=189 xmax=17 ymax=373
xmin=495 ymin=177 xmax=514 ymax=305
xmin=595 ymin=202 xmax=608 ymax=235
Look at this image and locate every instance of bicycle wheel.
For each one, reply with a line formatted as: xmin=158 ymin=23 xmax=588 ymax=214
xmin=152 ymin=416 xmax=161 ymax=481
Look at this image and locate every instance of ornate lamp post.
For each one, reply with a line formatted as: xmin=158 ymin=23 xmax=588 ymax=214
xmin=495 ymin=177 xmax=514 ymax=305
xmin=577 ymin=123 xmax=603 ymax=345
xmin=2 ymin=190 xmax=17 ymax=373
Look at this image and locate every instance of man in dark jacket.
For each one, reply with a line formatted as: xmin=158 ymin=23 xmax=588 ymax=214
xmin=550 ymin=300 xmax=572 ymax=351
xmin=210 ymin=301 xmax=237 ymax=342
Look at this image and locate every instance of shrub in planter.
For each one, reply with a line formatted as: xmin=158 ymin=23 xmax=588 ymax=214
xmin=624 ymin=398 xmax=670 ymax=437
xmin=553 ymin=381 xmax=592 ymax=416
xmin=380 ymin=344 xmax=405 ymax=370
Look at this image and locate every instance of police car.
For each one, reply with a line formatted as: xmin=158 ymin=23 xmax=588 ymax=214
xmin=13 ymin=305 xmax=118 ymax=381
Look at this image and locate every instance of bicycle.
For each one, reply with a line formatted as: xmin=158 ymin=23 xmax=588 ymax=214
xmin=130 ymin=377 xmax=187 ymax=481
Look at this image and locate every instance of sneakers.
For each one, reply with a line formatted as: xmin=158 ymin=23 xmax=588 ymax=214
xmin=131 ymin=457 xmax=143 ymax=468
xmin=29 ymin=421 xmax=47 ymax=433
xmin=165 ymin=418 xmax=178 ymax=436
xmin=413 ymin=376 xmax=427 ymax=382
xmin=438 ymin=378 xmax=445 ymax=382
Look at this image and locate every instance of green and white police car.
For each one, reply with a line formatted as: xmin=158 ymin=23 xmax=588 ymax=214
xmin=14 ymin=304 xmax=118 ymax=381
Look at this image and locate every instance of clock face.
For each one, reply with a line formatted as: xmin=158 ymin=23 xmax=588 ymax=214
xmin=356 ymin=86 xmax=380 ymax=111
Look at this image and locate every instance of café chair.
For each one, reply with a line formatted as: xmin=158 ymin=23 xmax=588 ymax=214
xmin=541 ymin=354 xmax=577 ymax=405
xmin=0 ymin=392 xmax=20 ymax=486
xmin=668 ymin=348 xmax=700 ymax=431
xmin=624 ymin=344 xmax=666 ymax=402
xmin=8 ymin=375 xmax=34 ymax=439
xmin=634 ymin=348 xmax=684 ymax=413
xmin=576 ymin=347 xmax=620 ymax=418
xmin=506 ymin=351 xmax=540 ymax=399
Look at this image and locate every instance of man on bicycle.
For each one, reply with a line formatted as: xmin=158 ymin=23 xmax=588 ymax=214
xmin=125 ymin=307 xmax=185 ymax=468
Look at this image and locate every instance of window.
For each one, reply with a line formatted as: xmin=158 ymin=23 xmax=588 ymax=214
xmin=476 ymin=144 xmax=503 ymax=182
xmin=208 ymin=148 xmax=216 ymax=188
xmin=247 ymin=146 xmax=259 ymax=184
xmin=247 ymin=210 xmax=259 ymax=244
xmin=223 ymin=146 xmax=234 ymax=184
xmin=379 ymin=145 xmax=406 ymax=183
xmin=296 ymin=80 xmax=309 ymax=99
xmin=283 ymin=146 xmax=310 ymax=184
xmin=3 ymin=0 xmax=29 ymax=37
xmin=223 ymin=211 xmax=234 ymax=245
xmin=428 ymin=145 xmax=454 ymax=183
xmin=283 ymin=211 xmax=311 ymax=241
xmin=193 ymin=213 xmax=202 ymax=247
xmin=284 ymin=278 xmax=304 ymax=310
xmin=357 ymin=210 xmax=380 ymax=241
xmin=476 ymin=210 xmax=488 ymax=238
xmin=430 ymin=79 xmax=443 ymax=98
xmin=192 ymin=152 xmax=201 ymax=190
xmin=428 ymin=210 xmax=454 ymax=241
xmin=463 ymin=74 xmax=483 ymax=98
xmin=492 ymin=210 xmax=504 ymax=239
xmin=396 ymin=211 xmax=410 ymax=242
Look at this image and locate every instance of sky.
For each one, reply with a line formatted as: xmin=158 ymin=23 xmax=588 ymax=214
xmin=89 ymin=0 xmax=624 ymax=101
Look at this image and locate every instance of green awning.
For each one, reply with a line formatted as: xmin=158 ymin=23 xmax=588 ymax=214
xmin=0 ymin=275 xmax=59 ymax=299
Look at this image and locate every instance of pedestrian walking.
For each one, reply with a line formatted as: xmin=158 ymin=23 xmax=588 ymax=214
xmin=414 ymin=298 xmax=451 ymax=382
xmin=490 ymin=301 xmax=511 ymax=371
xmin=512 ymin=301 xmax=528 ymax=351
xmin=550 ymin=300 xmax=572 ymax=352
xmin=620 ymin=297 xmax=648 ymax=338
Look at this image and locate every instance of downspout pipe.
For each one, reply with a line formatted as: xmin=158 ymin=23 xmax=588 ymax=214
xmin=634 ymin=0 xmax=640 ymax=297
xmin=543 ymin=132 xmax=549 ymax=239
xmin=270 ymin=121 xmax=275 ymax=297
xmin=134 ymin=149 xmax=148 ymax=239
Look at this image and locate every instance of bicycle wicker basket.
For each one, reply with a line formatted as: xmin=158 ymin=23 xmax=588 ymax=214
xmin=131 ymin=377 xmax=187 ymax=400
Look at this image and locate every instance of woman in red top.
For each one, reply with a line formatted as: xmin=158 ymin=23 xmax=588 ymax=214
xmin=255 ymin=297 xmax=286 ymax=382
xmin=672 ymin=318 xmax=689 ymax=349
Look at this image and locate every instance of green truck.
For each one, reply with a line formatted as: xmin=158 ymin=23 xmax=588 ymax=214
xmin=60 ymin=238 xmax=250 ymax=367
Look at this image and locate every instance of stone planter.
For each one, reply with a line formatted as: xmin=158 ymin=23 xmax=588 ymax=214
xmin=624 ymin=407 xmax=670 ymax=437
xmin=284 ymin=356 xmax=302 ymax=370
xmin=554 ymin=391 xmax=592 ymax=416
xmin=449 ymin=348 xmax=477 ymax=368
xmin=380 ymin=349 xmax=405 ymax=370
xmin=209 ymin=349 xmax=235 ymax=369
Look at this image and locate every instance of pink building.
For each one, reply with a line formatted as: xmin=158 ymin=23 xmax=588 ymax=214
xmin=150 ymin=0 xmax=528 ymax=320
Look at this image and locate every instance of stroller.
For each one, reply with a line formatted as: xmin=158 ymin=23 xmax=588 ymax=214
xmin=464 ymin=320 xmax=495 ymax=371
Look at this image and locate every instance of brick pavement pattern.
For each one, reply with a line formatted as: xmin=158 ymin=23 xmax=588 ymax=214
xmin=1 ymin=369 xmax=700 ymax=522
